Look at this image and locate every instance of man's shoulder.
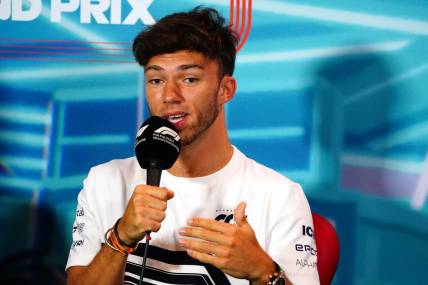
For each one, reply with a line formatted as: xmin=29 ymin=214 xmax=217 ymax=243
xmin=235 ymin=148 xmax=296 ymax=189
xmin=237 ymin=152 xmax=308 ymax=211
xmin=242 ymin=154 xmax=294 ymax=184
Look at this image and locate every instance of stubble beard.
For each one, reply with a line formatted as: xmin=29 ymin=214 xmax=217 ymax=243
xmin=180 ymin=94 xmax=220 ymax=147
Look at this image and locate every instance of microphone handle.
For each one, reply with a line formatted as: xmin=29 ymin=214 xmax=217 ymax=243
xmin=145 ymin=161 xmax=163 ymax=237
xmin=140 ymin=161 xmax=162 ymax=285
xmin=145 ymin=161 xmax=162 ymax=236
xmin=147 ymin=162 xmax=162 ymax=186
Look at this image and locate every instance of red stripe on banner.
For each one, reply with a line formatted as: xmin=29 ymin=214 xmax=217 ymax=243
xmin=229 ymin=0 xmax=234 ymax=28
xmin=0 ymin=49 xmax=132 ymax=57
xmin=0 ymin=44 xmax=130 ymax=51
xmin=232 ymin=0 xmax=242 ymax=38
xmin=237 ymin=0 xmax=252 ymax=52
xmin=235 ymin=0 xmax=241 ymax=34
xmin=238 ymin=0 xmax=246 ymax=40
xmin=229 ymin=0 xmax=252 ymax=52
xmin=0 ymin=56 xmax=134 ymax=63
xmin=0 ymin=38 xmax=129 ymax=45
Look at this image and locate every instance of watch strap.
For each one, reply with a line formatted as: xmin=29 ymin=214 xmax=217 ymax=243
xmin=267 ymin=261 xmax=286 ymax=285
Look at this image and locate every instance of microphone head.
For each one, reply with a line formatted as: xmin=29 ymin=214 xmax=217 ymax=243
xmin=135 ymin=116 xmax=181 ymax=170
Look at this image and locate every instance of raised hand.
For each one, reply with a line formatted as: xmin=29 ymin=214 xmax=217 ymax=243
xmin=178 ymin=202 xmax=275 ymax=283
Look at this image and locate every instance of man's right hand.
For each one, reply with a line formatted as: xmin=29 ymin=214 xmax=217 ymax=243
xmin=117 ymin=185 xmax=174 ymax=246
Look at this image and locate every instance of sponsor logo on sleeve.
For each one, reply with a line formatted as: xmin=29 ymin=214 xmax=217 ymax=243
xmin=73 ymin=222 xmax=85 ymax=234
xmin=296 ymin=258 xmax=317 ymax=269
xmin=295 ymin=244 xmax=317 ymax=256
xmin=71 ymin=239 xmax=84 ymax=248
xmin=76 ymin=208 xmax=84 ymax=217
xmin=302 ymin=225 xmax=314 ymax=238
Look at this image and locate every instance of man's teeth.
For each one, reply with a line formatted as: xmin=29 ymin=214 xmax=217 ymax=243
xmin=167 ymin=114 xmax=185 ymax=123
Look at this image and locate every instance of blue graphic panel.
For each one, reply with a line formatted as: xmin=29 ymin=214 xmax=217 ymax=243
xmin=228 ymin=89 xmax=313 ymax=171
xmin=1 ymin=1 xmax=428 ymax=284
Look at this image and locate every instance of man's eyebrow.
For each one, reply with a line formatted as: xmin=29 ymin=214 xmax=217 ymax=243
xmin=179 ymin=64 xmax=204 ymax=70
xmin=144 ymin=65 xmax=163 ymax=72
xmin=145 ymin=64 xmax=204 ymax=72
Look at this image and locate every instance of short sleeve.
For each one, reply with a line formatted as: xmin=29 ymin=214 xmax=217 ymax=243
xmin=267 ymin=184 xmax=320 ymax=285
xmin=65 ymin=168 xmax=104 ymax=271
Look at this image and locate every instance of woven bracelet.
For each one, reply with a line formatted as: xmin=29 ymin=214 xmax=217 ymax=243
xmin=114 ymin=218 xmax=139 ymax=248
xmin=104 ymin=223 xmax=138 ymax=255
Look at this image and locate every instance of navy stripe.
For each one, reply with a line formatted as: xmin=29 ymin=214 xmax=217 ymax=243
xmin=125 ymin=244 xmax=231 ymax=285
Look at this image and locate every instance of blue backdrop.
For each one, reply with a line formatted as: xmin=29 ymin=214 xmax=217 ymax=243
xmin=1 ymin=0 xmax=428 ymax=284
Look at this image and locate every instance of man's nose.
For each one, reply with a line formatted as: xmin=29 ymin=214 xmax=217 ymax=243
xmin=162 ymin=81 xmax=183 ymax=104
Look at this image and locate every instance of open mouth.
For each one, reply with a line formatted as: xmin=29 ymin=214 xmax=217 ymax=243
xmin=163 ymin=113 xmax=187 ymax=128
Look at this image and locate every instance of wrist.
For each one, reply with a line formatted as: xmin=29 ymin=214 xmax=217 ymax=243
xmin=104 ymin=222 xmax=138 ymax=255
xmin=250 ymin=257 xmax=276 ymax=285
xmin=116 ymin=218 xmax=139 ymax=248
xmin=267 ymin=262 xmax=287 ymax=285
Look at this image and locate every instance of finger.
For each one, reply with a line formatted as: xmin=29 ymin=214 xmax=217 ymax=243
xmin=179 ymin=226 xmax=227 ymax=244
xmin=178 ymin=238 xmax=226 ymax=257
xmin=142 ymin=219 xmax=162 ymax=232
xmin=234 ymin=201 xmax=247 ymax=226
xmin=135 ymin=185 xmax=174 ymax=201
xmin=136 ymin=207 xmax=166 ymax=224
xmin=187 ymin=218 xmax=234 ymax=234
xmin=135 ymin=194 xmax=167 ymax=211
xmin=149 ymin=188 xmax=174 ymax=201
xmin=165 ymin=188 xmax=174 ymax=200
xmin=185 ymin=248 xmax=221 ymax=266
xmin=127 ymin=215 xmax=162 ymax=234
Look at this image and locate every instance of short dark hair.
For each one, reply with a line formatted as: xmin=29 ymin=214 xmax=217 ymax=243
xmin=132 ymin=6 xmax=238 ymax=76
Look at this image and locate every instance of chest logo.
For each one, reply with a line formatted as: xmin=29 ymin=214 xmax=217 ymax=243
xmin=215 ymin=209 xmax=235 ymax=224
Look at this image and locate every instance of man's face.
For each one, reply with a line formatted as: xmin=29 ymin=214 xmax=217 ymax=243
xmin=144 ymin=50 xmax=224 ymax=147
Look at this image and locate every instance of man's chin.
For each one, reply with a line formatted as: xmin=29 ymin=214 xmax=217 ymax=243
xmin=178 ymin=132 xmax=197 ymax=148
xmin=179 ymin=138 xmax=194 ymax=148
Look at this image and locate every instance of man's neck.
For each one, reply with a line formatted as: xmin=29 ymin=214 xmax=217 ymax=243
xmin=168 ymin=112 xmax=233 ymax=178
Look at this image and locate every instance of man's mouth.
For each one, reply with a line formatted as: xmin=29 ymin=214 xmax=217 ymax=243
xmin=163 ymin=113 xmax=187 ymax=128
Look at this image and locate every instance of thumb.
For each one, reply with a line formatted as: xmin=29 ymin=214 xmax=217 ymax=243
xmin=234 ymin=201 xmax=248 ymax=226
xmin=167 ymin=189 xmax=175 ymax=200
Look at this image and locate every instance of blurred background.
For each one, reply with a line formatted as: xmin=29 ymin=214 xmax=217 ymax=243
xmin=1 ymin=0 xmax=427 ymax=284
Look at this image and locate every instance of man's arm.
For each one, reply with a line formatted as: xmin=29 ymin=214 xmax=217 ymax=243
xmin=67 ymin=185 xmax=174 ymax=285
xmin=67 ymin=245 xmax=127 ymax=285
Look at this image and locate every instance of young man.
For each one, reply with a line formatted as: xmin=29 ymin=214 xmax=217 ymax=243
xmin=66 ymin=7 xmax=319 ymax=285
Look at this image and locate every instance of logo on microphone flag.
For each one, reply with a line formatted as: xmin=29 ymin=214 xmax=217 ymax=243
xmin=154 ymin=126 xmax=180 ymax=141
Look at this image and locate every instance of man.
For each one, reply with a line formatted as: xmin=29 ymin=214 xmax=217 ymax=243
xmin=66 ymin=7 xmax=319 ymax=285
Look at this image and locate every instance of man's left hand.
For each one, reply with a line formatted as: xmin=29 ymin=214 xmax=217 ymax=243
xmin=178 ymin=202 xmax=275 ymax=284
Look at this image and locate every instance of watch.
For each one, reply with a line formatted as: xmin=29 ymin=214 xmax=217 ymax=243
xmin=267 ymin=262 xmax=286 ymax=285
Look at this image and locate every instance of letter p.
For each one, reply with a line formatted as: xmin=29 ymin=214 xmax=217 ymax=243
xmin=51 ymin=0 xmax=79 ymax=22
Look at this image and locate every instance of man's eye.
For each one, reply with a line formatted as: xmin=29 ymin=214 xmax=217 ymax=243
xmin=184 ymin=77 xmax=199 ymax=84
xmin=148 ymin=78 xmax=163 ymax=85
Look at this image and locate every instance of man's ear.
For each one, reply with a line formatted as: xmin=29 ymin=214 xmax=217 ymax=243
xmin=218 ymin=75 xmax=237 ymax=105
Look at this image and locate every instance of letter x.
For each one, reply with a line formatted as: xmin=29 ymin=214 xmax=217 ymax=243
xmin=123 ymin=0 xmax=155 ymax=25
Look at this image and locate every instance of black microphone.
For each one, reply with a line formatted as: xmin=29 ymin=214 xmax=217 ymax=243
xmin=135 ymin=116 xmax=181 ymax=186
xmin=134 ymin=116 xmax=181 ymax=285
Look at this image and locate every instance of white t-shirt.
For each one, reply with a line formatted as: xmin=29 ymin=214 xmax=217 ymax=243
xmin=66 ymin=147 xmax=319 ymax=284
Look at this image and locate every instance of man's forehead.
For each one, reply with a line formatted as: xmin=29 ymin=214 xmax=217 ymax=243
xmin=145 ymin=63 xmax=204 ymax=72
xmin=145 ymin=50 xmax=217 ymax=71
